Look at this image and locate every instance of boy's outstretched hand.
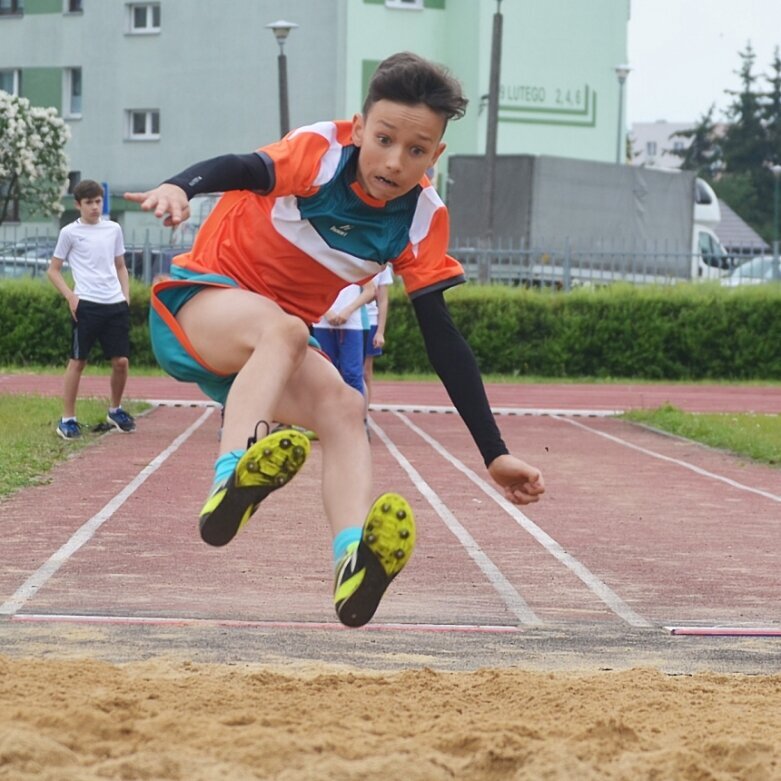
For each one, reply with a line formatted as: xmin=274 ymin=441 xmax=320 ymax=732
xmin=124 ymin=184 xmax=190 ymax=227
xmin=488 ymin=454 xmax=545 ymax=505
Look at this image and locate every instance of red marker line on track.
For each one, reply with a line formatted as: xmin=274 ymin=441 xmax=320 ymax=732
xmin=668 ymin=626 xmax=781 ymax=637
xmin=11 ymin=613 xmax=523 ymax=634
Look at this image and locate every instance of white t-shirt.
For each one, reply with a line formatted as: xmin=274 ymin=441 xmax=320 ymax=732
xmin=366 ymin=266 xmax=394 ymax=326
xmin=313 ymin=284 xmax=365 ymax=330
xmin=53 ymin=218 xmax=126 ymax=304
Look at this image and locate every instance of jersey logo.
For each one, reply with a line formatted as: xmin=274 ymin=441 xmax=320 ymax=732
xmin=329 ymin=224 xmax=354 ymax=237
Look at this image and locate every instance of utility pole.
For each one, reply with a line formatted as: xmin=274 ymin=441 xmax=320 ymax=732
xmin=479 ymin=0 xmax=503 ymax=284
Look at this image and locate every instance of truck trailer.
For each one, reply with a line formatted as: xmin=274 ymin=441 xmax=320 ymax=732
xmin=446 ymin=155 xmax=731 ymax=286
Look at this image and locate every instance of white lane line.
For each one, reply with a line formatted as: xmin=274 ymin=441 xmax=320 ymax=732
xmin=0 ymin=408 xmax=214 ymax=617
xmin=145 ymin=400 xmax=621 ymax=416
xmin=146 ymin=399 xmax=220 ymax=408
xmin=12 ymin=614 xmax=522 ymax=634
xmin=556 ymin=416 xmax=781 ymax=503
xmin=369 ymin=403 xmax=622 ymax=417
xmin=666 ymin=626 xmax=781 ymax=637
xmin=392 ymin=411 xmax=651 ymax=628
xmin=369 ymin=418 xmax=542 ymax=627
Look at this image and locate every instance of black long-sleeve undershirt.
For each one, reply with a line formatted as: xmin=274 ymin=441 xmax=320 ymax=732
xmin=163 ymin=152 xmax=274 ymax=199
xmin=412 ymin=290 xmax=508 ymax=467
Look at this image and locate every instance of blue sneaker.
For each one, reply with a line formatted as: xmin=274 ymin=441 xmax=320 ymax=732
xmin=57 ymin=419 xmax=82 ymax=440
xmin=107 ymin=408 xmax=136 ymax=432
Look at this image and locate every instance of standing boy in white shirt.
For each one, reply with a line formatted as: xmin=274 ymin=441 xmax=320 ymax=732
xmin=47 ymin=179 xmax=135 ymax=439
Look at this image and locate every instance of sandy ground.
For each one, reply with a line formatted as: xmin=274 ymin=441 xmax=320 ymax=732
xmin=1 ymin=655 xmax=780 ymax=781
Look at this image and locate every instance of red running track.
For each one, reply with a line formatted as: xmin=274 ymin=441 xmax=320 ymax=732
xmin=0 ymin=372 xmax=779 ymax=413
xmin=0 ymin=379 xmax=778 ymax=637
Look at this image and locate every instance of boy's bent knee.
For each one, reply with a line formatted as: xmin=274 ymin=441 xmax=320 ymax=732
xmin=269 ymin=316 xmax=310 ymax=357
xmin=112 ymin=356 xmax=130 ymax=370
xmin=322 ymin=382 xmax=365 ymax=426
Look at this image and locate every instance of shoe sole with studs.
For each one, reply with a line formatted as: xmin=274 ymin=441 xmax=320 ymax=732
xmin=199 ymin=429 xmax=310 ymax=547
xmin=336 ymin=492 xmax=415 ymax=628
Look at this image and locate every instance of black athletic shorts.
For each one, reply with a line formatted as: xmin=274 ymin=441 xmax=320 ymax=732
xmin=71 ymin=299 xmax=131 ymax=360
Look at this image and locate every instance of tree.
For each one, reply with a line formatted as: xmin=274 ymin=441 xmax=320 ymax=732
xmin=669 ymin=104 xmax=723 ymax=178
xmin=721 ymin=43 xmax=767 ymax=173
xmin=761 ymin=46 xmax=781 ymax=165
xmin=713 ymin=43 xmax=778 ymax=244
xmin=0 ymin=91 xmax=71 ymax=227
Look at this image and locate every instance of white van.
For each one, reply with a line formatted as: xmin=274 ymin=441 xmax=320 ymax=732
xmin=692 ymin=178 xmax=732 ymax=279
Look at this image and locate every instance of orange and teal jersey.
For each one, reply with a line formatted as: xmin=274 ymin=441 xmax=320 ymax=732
xmin=172 ymin=120 xmax=464 ymax=323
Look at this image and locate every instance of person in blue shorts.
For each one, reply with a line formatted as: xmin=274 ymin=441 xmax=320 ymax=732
xmin=313 ymin=281 xmax=377 ymax=396
xmin=363 ymin=266 xmax=394 ymax=405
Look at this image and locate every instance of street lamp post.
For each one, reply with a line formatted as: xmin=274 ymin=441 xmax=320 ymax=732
xmin=265 ymin=19 xmax=298 ymax=138
xmin=614 ymin=64 xmax=631 ymax=164
xmin=771 ymin=164 xmax=781 ymax=281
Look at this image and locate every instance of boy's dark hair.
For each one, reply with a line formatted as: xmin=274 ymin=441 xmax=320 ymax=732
xmin=363 ymin=52 xmax=468 ymax=128
xmin=73 ymin=179 xmax=103 ymax=202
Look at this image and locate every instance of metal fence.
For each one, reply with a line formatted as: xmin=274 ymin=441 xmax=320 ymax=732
xmin=449 ymin=237 xmax=774 ymax=289
xmin=0 ymin=226 xmax=193 ymax=284
xmin=1 ymin=225 xmax=774 ymax=289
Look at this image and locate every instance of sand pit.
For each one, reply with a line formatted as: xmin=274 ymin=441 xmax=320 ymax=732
xmin=1 ymin=655 xmax=779 ymax=780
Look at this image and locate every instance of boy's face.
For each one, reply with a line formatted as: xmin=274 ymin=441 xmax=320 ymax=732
xmin=76 ymin=195 xmax=103 ymax=224
xmin=352 ymin=100 xmax=446 ymax=201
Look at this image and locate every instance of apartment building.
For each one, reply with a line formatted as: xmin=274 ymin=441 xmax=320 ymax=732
xmin=0 ymin=0 xmax=629 ymax=231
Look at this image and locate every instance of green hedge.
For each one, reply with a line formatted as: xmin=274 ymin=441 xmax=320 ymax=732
xmin=378 ymin=283 xmax=781 ymax=380
xmin=0 ymin=278 xmax=155 ymax=367
xmin=1 ymin=279 xmax=780 ymax=380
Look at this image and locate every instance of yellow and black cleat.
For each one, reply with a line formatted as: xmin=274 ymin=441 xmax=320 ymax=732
xmin=199 ymin=428 xmax=310 ymax=547
xmin=334 ymin=493 xmax=415 ymax=628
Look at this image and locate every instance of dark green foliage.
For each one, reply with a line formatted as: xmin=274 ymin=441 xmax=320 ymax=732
xmin=3 ymin=280 xmax=780 ymax=379
xmin=0 ymin=278 xmax=154 ymax=367
xmin=669 ymin=105 xmax=724 ymax=178
xmin=674 ymin=43 xmax=781 ymax=245
xmin=377 ymin=284 xmax=781 ymax=380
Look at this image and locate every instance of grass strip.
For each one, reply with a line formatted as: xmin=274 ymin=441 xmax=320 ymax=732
xmin=622 ymin=404 xmax=781 ymax=467
xmin=0 ymin=394 xmax=149 ymax=497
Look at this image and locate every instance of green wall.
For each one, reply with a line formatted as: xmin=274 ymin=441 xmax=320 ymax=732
xmin=363 ymin=0 xmax=445 ymax=7
xmin=20 ymin=67 xmax=61 ymax=112
xmin=23 ymin=0 xmax=62 ymax=14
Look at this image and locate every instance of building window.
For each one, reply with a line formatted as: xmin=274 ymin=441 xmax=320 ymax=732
xmin=0 ymin=0 xmax=23 ymax=17
xmin=64 ymin=67 xmax=82 ymax=117
xmin=0 ymin=69 xmax=20 ymax=95
xmin=646 ymin=141 xmax=657 ymax=157
xmin=385 ymin=0 xmax=424 ymax=8
xmin=128 ymin=3 xmax=161 ymax=33
xmin=126 ymin=109 xmax=160 ymax=140
xmin=672 ymin=140 xmax=685 ymax=152
xmin=65 ymin=0 xmax=83 ymax=13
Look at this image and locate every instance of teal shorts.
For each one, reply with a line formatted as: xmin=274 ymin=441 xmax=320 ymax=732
xmin=149 ymin=266 xmax=239 ymax=405
xmin=150 ymin=266 xmax=322 ymax=406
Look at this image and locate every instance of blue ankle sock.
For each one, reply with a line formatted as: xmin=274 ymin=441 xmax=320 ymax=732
xmin=213 ymin=449 xmax=245 ymax=486
xmin=332 ymin=527 xmax=363 ymax=565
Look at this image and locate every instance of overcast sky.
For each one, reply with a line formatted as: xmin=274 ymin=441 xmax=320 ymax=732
xmin=627 ymin=0 xmax=781 ymax=125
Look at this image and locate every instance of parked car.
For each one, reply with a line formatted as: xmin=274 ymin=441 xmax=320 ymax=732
xmin=0 ymin=237 xmax=58 ymax=279
xmin=125 ymin=243 xmax=191 ymax=282
xmin=720 ymin=254 xmax=781 ymax=286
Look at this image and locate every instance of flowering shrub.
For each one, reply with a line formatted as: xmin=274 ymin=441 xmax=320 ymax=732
xmin=0 ymin=91 xmax=71 ymax=226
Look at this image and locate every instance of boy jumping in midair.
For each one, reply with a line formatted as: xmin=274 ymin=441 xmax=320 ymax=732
xmin=125 ymin=52 xmax=544 ymax=628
